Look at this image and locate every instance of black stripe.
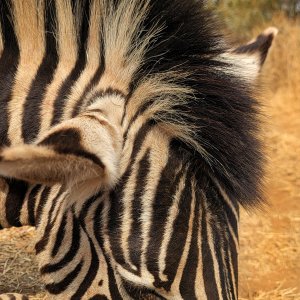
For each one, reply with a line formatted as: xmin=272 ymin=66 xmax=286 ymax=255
xmin=93 ymin=201 xmax=105 ymax=247
xmin=51 ymin=213 xmax=67 ymax=257
xmin=71 ymin=67 xmax=103 ymax=117
xmin=123 ymin=99 xmax=155 ymax=145
xmin=128 ymin=149 xmax=151 ymax=273
xmin=93 ymin=200 xmax=123 ymax=300
xmin=228 ymin=223 xmax=238 ymax=295
xmin=70 ymin=194 xmax=102 ymax=298
xmin=22 ymin=0 xmax=58 ymax=143
xmin=35 ymin=190 xmax=64 ymax=254
xmin=71 ymin=28 xmax=106 ymax=117
xmin=162 ymin=169 xmax=192 ymax=291
xmin=50 ymin=1 xmax=90 ymax=126
xmin=45 ymin=260 xmax=83 ymax=294
xmin=121 ymin=279 xmax=166 ymax=300
xmin=27 ymin=184 xmax=42 ymax=226
xmin=51 ymin=56 xmax=87 ymax=126
xmin=0 ymin=0 xmax=20 ymax=147
xmin=201 ymin=195 xmax=219 ymax=299
xmin=108 ymin=123 xmax=153 ymax=266
xmin=35 ymin=186 xmax=51 ymax=225
xmin=84 ymin=88 xmax=126 ymax=108
xmin=71 ymin=231 xmax=99 ymax=299
xmin=223 ymin=231 xmax=236 ymax=299
xmin=79 ymin=193 xmax=102 ymax=223
xmin=211 ymin=221 xmax=228 ymax=300
xmin=40 ymin=212 xmax=81 ymax=274
xmin=70 ymin=11 xmax=106 ymax=116
xmin=179 ymin=186 xmax=200 ymax=300
xmin=147 ymin=151 xmax=183 ymax=287
xmin=222 ymin=197 xmax=238 ymax=238
xmin=5 ymin=180 xmax=28 ymax=227
xmin=206 ymin=183 xmax=231 ymax=299
xmin=210 ymin=177 xmax=239 ymax=235
xmin=121 ymin=83 xmax=135 ymax=126
xmin=89 ymin=296 xmax=108 ymax=300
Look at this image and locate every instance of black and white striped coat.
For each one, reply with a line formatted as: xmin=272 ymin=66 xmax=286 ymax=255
xmin=0 ymin=0 xmax=276 ymax=299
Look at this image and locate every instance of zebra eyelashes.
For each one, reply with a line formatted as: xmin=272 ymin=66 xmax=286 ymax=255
xmin=0 ymin=112 xmax=122 ymax=191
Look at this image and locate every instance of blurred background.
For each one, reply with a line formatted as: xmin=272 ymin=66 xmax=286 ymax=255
xmin=209 ymin=1 xmax=300 ymax=299
xmin=0 ymin=1 xmax=299 ymax=299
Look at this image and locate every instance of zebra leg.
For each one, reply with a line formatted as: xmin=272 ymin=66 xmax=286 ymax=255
xmin=0 ymin=294 xmax=28 ymax=300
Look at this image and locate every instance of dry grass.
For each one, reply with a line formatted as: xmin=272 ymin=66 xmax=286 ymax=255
xmin=238 ymin=13 xmax=300 ymax=300
xmin=0 ymin=14 xmax=300 ymax=300
xmin=0 ymin=227 xmax=43 ymax=295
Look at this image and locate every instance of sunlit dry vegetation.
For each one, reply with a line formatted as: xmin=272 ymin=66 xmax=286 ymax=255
xmin=238 ymin=12 xmax=300 ymax=300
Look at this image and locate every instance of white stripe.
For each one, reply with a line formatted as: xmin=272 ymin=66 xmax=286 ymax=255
xmin=204 ymin=194 xmax=223 ymax=299
xmin=171 ymin=179 xmax=196 ymax=299
xmin=195 ymin=191 xmax=208 ymax=300
xmin=140 ymin=129 xmax=170 ymax=281
xmin=214 ymin=179 xmax=239 ymax=222
xmin=158 ymin=170 xmax=187 ymax=282
xmin=227 ymin=236 xmax=238 ymax=300
xmin=120 ymin=145 xmax=148 ymax=271
xmin=0 ymin=178 xmax=9 ymax=228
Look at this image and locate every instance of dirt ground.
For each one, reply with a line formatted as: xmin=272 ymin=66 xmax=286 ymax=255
xmin=0 ymin=18 xmax=300 ymax=300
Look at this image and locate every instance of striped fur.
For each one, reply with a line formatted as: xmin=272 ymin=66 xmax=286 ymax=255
xmin=0 ymin=0 xmax=274 ymax=299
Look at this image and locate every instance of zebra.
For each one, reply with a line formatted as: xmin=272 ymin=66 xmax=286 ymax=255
xmin=0 ymin=0 xmax=277 ymax=299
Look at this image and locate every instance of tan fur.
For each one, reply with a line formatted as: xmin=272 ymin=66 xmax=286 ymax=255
xmin=19 ymin=186 xmax=33 ymax=225
xmin=93 ymin=0 xmax=160 ymax=94
xmin=220 ymin=51 xmax=261 ymax=82
xmin=227 ymin=239 xmax=238 ymax=299
xmin=0 ymin=294 xmax=27 ymax=300
xmin=0 ymin=177 xmax=9 ymax=228
xmin=63 ymin=0 xmax=103 ymax=120
xmin=39 ymin=0 xmax=78 ymax=137
xmin=8 ymin=0 xmax=45 ymax=145
xmin=34 ymin=184 xmax=62 ymax=233
xmin=120 ymin=128 xmax=155 ymax=271
xmin=0 ymin=144 xmax=103 ymax=185
xmin=204 ymin=194 xmax=223 ymax=299
xmin=0 ymin=95 xmax=124 ymax=201
xmin=4 ymin=0 xmax=220 ymax=165
xmin=195 ymin=192 xmax=208 ymax=300
xmin=0 ymin=23 xmax=3 ymax=56
xmin=158 ymin=167 xmax=187 ymax=284
xmin=170 ymin=178 xmax=196 ymax=297
xmin=123 ymin=72 xmax=213 ymax=163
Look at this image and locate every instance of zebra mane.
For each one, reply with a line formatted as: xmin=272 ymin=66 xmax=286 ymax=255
xmin=0 ymin=0 xmax=264 ymax=206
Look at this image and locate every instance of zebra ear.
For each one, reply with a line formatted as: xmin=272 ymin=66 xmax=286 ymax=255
xmin=229 ymin=27 xmax=278 ymax=81
xmin=0 ymin=143 xmax=104 ymax=186
xmin=0 ymin=117 xmax=121 ymax=190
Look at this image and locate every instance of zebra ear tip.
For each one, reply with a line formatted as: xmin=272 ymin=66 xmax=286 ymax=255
xmin=263 ymin=26 xmax=279 ymax=37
